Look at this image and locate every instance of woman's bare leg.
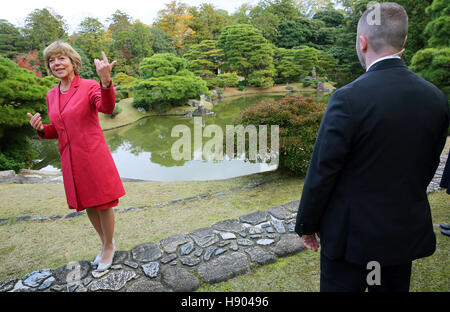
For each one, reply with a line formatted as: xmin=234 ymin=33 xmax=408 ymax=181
xmin=86 ymin=207 xmax=105 ymax=248
xmin=97 ymin=208 xmax=115 ymax=264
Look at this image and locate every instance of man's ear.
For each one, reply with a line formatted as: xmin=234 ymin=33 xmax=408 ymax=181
xmin=359 ymin=35 xmax=368 ymax=53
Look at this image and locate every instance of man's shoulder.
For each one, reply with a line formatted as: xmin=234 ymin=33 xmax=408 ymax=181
xmin=340 ymin=67 xmax=446 ymax=101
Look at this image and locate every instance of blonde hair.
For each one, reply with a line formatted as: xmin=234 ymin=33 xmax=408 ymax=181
xmin=43 ymin=40 xmax=82 ymax=76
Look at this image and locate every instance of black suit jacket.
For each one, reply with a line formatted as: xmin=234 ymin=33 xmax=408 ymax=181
xmin=295 ymin=58 xmax=449 ymax=266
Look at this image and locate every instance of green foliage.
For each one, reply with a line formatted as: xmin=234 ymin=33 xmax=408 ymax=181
xmin=312 ymin=9 xmax=345 ymax=27
xmin=274 ymin=46 xmax=335 ymax=84
xmin=410 ymin=47 xmax=450 ymax=98
xmin=275 ymin=19 xmax=311 ymax=49
xmin=0 ymin=127 xmax=36 ymax=172
xmin=73 ymin=17 xmax=110 ymax=78
xmin=218 ymin=24 xmax=275 ymax=87
xmin=184 ymin=40 xmax=224 ymax=76
xmin=247 ymin=0 xmax=302 ymax=43
xmin=410 ymin=0 xmax=450 ymax=99
xmin=139 ymin=53 xmax=187 ymax=78
xmin=113 ymin=72 xmax=136 ymax=98
xmin=395 ymin=0 xmax=434 ymax=65
xmin=425 ymin=15 xmax=450 ymax=48
xmin=73 ymin=45 xmax=96 ymax=79
xmin=235 ymin=96 xmax=327 ymax=176
xmin=110 ymin=21 xmax=154 ymax=75
xmin=149 ymin=27 xmax=177 ymax=55
xmin=217 ymin=73 xmax=239 ymax=88
xmin=110 ymin=104 xmax=122 ymax=118
xmin=114 ymin=72 xmax=136 ymax=86
xmin=22 ymin=8 xmax=68 ymax=51
xmin=133 ymin=53 xmax=210 ymax=111
xmin=0 ymin=56 xmax=55 ymax=171
xmin=185 ymin=3 xmax=230 ymax=45
xmin=424 ymin=0 xmax=450 ymax=48
xmin=0 ymin=19 xmax=27 ymax=59
xmin=301 ymin=76 xmax=319 ymax=88
xmin=0 ymin=56 xmax=54 ymax=127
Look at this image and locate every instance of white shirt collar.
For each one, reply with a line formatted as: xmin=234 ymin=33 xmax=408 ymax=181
xmin=366 ymin=55 xmax=401 ymax=72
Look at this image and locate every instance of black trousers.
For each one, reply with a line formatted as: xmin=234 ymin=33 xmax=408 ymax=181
xmin=320 ymin=252 xmax=412 ymax=292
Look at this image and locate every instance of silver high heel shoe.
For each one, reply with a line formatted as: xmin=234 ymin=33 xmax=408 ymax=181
xmin=91 ymin=253 xmax=102 ymax=266
xmin=91 ymin=244 xmax=104 ymax=266
xmin=95 ymin=239 xmax=115 ymax=272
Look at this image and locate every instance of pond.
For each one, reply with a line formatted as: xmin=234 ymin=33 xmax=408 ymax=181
xmin=31 ymin=92 xmax=330 ymax=181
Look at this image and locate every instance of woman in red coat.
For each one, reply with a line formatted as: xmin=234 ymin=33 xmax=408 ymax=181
xmin=27 ymin=40 xmax=126 ymax=271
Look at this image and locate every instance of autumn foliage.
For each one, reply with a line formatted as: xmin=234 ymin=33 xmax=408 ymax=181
xmin=236 ymin=96 xmax=327 ymax=176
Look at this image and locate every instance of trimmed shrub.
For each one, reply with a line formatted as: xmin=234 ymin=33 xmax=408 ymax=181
xmin=235 ymin=96 xmax=327 ymax=176
xmin=133 ymin=54 xmax=210 ymax=112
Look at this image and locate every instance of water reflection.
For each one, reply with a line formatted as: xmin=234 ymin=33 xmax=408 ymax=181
xmin=32 ymin=92 xmax=327 ymax=181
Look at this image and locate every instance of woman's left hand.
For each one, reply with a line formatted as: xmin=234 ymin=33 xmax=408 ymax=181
xmin=94 ymin=51 xmax=116 ymax=86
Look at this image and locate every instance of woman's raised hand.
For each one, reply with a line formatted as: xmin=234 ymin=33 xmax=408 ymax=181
xmin=27 ymin=112 xmax=44 ymax=132
xmin=94 ymin=51 xmax=116 ymax=86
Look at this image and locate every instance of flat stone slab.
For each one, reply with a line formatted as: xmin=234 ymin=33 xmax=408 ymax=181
xmin=236 ymin=238 xmax=254 ymax=246
xmin=53 ymin=261 xmax=90 ymax=285
xmin=124 ymin=278 xmax=171 ymax=292
xmin=160 ymin=234 xmax=192 ymax=254
xmin=0 ymin=279 xmax=16 ymax=292
xmin=180 ymin=242 xmax=195 ymax=256
xmin=142 ymin=262 xmax=159 ymax=278
xmin=281 ymin=200 xmax=300 ymax=213
xmin=271 ymin=219 xmax=286 ymax=234
xmin=179 ymin=256 xmax=201 ymax=267
xmin=239 ymin=211 xmax=268 ymax=225
xmin=38 ymin=276 xmax=55 ymax=290
xmin=218 ymin=232 xmax=236 ymax=240
xmin=270 ymin=234 xmax=305 ymax=257
xmin=212 ymin=219 xmax=245 ymax=233
xmin=197 ymin=252 xmax=250 ymax=284
xmin=203 ymin=246 xmax=217 ymax=261
xmin=244 ymin=247 xmax=276 ymax=265
xmin=256 ymin=238 xmax=275 ymax=246
xmin=161 ymin=266 xmax=200 ymax=292
xmin=22 ymin=269 xmax=52 ymax=287
xmin=90 ymin=270 xmax=136 ymax=291
xmin=188 ymin=227 xmax=219 ymax=248
xmin=112 ymin=251 xmax=128 ymax=264
xmin=124 ymin=260 xmax=139 ymax=269
xmin=160 ymin=254 xmax=177 ymax=264
xmin=92 ymin=270 xmax=109 ymax=279
xmin=268 ymin=206 xmax=292 ymax=220
xmin=131 ymin=243 xmax=163 ymax=262
xmin=10 ymin=280 xmax=32 ymax=292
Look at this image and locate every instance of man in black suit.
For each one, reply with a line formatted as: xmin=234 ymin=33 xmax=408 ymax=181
xmin=295 ymin=2 xmax=449 ymax=292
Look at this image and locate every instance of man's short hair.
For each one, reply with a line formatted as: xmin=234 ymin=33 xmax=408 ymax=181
xmin=358 ymin=2 xmax=408 ymax=53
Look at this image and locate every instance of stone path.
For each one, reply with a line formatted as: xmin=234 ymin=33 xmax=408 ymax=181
xmin=0 ymin=153 xmax=447 ymax=292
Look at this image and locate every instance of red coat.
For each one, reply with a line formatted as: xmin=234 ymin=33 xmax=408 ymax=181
xmin=38 ymin=75 xmax=125 ymax=210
